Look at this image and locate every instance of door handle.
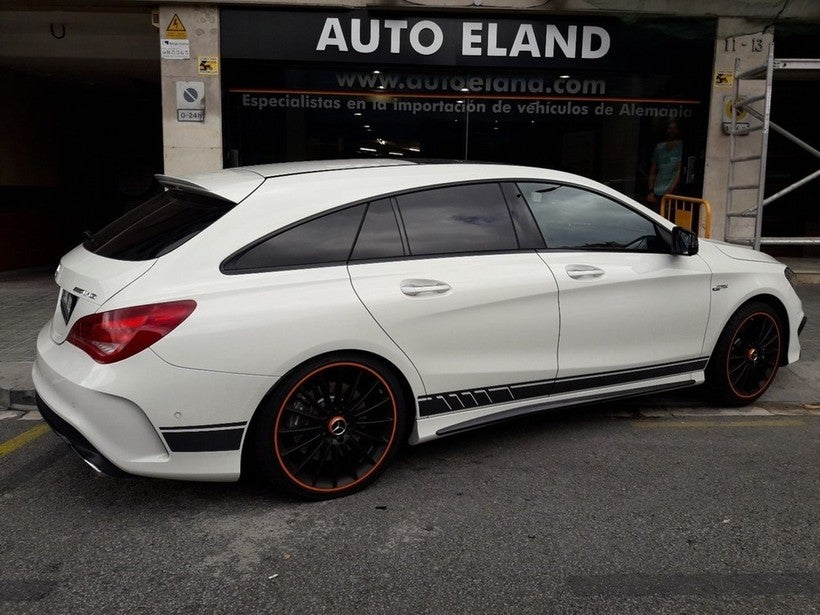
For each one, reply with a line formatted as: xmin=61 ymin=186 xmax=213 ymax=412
xmin=565 ymin=265 xmax=605 ymax=279
xmin=400 ymin=279 xmax=452 ymax=296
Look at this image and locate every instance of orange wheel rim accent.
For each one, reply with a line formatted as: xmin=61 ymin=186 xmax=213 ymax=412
xmin=273 ymin=362 xmax=398 ymax=494
xmin=725 ymin=312 xmax=781 ymax=400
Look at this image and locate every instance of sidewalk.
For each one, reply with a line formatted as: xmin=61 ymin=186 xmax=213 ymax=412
xmin=0 ymin=271 xmax=55 ymax=409
xmin=1 ymin=270 xmax=819 ymax=413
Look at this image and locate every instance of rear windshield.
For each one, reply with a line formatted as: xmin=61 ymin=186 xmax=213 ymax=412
xmin=84 ymin=189 xmax=235 ymax=261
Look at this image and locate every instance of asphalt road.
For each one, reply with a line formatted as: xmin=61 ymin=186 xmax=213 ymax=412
xmin=1 ymin=406 xmax=817 ymax=614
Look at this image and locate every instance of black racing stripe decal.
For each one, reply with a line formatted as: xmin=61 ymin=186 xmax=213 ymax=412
xmin=161 ymin=428 xmax=245 ymax=452
xmin=418 ymin=358 xmax=709 ymax=417
xmin=435 ymin=381 xmax=696 ymax=437
xmin=158 ymin=421 xmax=246 ymax=431
xmin=551 ymin=358 xmax=709 ymax=395
xmin=510 ymin=380 xmax=553 ymax=399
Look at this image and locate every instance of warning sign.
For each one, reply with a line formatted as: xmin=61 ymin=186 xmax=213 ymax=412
xmin=198 ymin=56 xmax=219 ymax=76
xmin=714 ymin=69 xmax=734 ymax=88
xmin=165 ymin=14 xmax=187 ymax=40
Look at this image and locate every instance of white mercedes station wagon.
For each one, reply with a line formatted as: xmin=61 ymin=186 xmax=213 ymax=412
xmin=34 ymin=160 xmax=806 ymax=498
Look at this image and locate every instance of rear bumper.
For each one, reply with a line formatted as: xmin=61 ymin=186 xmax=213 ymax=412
xmin=37 ymin=394 xmax=129 ymax=477
xmin=33 ymin=322 xmax=276 ymax=482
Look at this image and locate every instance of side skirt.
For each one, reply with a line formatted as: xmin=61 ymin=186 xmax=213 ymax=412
xmin=434 ymin=380 xmax=695 ymax=437
xmin=418 ymin=358 xmax=709 ymax=417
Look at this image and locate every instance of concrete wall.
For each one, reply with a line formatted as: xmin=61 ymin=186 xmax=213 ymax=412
xmin=702 ymin=19 xmax=773 ymax=242
xmin=159 ymin=6 xmax=223 ymax=175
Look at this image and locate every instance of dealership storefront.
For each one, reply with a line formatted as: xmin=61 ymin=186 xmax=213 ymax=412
xmin=220 ymin=9 xmax=715 ymax=204
xmin=3 ymin=3 xmax=817 ymax=272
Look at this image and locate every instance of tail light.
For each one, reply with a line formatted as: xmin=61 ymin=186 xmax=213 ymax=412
xmin=67 ymin=300 xmax=196 ymax=364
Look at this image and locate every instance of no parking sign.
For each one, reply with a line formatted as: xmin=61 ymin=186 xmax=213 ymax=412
xmin=176 ymin=81 xmax=205 ymax=122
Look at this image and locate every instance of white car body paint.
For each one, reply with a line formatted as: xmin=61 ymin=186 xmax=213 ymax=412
xmin=33 ymin=160 xmax=805 ymax=482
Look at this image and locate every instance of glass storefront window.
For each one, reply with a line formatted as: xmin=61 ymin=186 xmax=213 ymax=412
xmin=222 ymin=11 xmax=715 ymax=205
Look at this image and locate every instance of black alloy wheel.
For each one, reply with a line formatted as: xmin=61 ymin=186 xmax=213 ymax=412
xmin=254 ymin=355 xmax=406 ymax=499
xmin=708 ymin=302 xmax=783 ymax=405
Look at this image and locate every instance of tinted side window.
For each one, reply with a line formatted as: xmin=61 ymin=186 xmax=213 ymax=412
xmin=396 ymin=183 xmax=518 ymax=256
xmin=519 ymin=183 xmax=661 ymax=251
xmin=84 ymin=190 xmax=235 ymax=261
xmin=351 ymin=199 xmax=405 ymax=261
xmin=228 ymin=204 xmax=365 ymax=271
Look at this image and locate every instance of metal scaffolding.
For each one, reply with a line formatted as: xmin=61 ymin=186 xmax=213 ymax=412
xmin=725 ymin=43 xmax=820 ymax=250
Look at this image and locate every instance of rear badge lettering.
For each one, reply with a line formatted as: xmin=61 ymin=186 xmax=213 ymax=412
xmin=72 ymin=287 xmax=97 ymax=300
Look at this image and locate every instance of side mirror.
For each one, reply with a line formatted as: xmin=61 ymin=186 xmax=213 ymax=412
xmin=672 ymin=226 xmax=699 ymax=256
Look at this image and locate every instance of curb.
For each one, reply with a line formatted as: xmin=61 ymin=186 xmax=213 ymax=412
xmin=0 ymin=388 xmax=37 ymax=412
xmin=0 ymin=361 xmax=36 ymax=411
xmin=10 ymin=390 xmax=37 ymax=409
xmin=592 ymin=405 xmax=820 ymax=418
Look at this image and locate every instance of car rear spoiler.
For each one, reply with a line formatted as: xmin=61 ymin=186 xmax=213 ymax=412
xmin=155 ymin=175 xmax=217 ymax=198
xmin=155 ymin=169 xmax=266 ymax=203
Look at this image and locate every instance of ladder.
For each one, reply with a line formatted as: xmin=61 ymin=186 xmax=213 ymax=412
xmin=725 ymin=43 xmax=820 ymax=250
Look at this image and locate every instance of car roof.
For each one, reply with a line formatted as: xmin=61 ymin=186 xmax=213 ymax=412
xmin=156 ymin=160 xmax=666 ymax=229
xmin=157 ymin=159 xmax=422 ymax=202
xmin=245 ymin=158 xmax=419 ymax=178
xmin=154 ymin=160 xmax=676 ymax=260
xmin=157 ymin=159 xmax=583 ymax=203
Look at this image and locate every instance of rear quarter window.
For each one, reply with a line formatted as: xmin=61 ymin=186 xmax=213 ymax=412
xmin=84 ymin=189 xmax=236 ymax=261
xmin=224 ymin=204 xmax=366 ymax=272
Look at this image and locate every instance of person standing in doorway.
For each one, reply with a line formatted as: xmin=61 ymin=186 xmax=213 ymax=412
xmin=646 ymin=120 xmax=682 ymax=212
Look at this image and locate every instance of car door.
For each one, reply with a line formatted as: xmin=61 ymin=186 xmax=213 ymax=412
xmin=516 ymin=182 xmax=712 ymax=390
xmin=348 ymin=184 xmax=560 ymax=416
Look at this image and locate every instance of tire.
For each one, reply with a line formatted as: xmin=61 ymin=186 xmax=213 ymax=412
xmin=253 ymin=354 xmax=407 ymax=500
xmin=707 ymin=302 xmax=783 ymax=406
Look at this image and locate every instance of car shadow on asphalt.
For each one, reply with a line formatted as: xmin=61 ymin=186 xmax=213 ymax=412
xmin=38 ymin=385 xmax=721 ymax=507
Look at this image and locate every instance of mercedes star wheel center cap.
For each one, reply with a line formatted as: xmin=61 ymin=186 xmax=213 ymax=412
xmin=328 ymin=416 xmax=348 ymax=437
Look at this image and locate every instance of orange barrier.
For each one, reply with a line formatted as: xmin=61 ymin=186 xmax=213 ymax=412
xmin=660 ymin=194 xmax=712 ymax=239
